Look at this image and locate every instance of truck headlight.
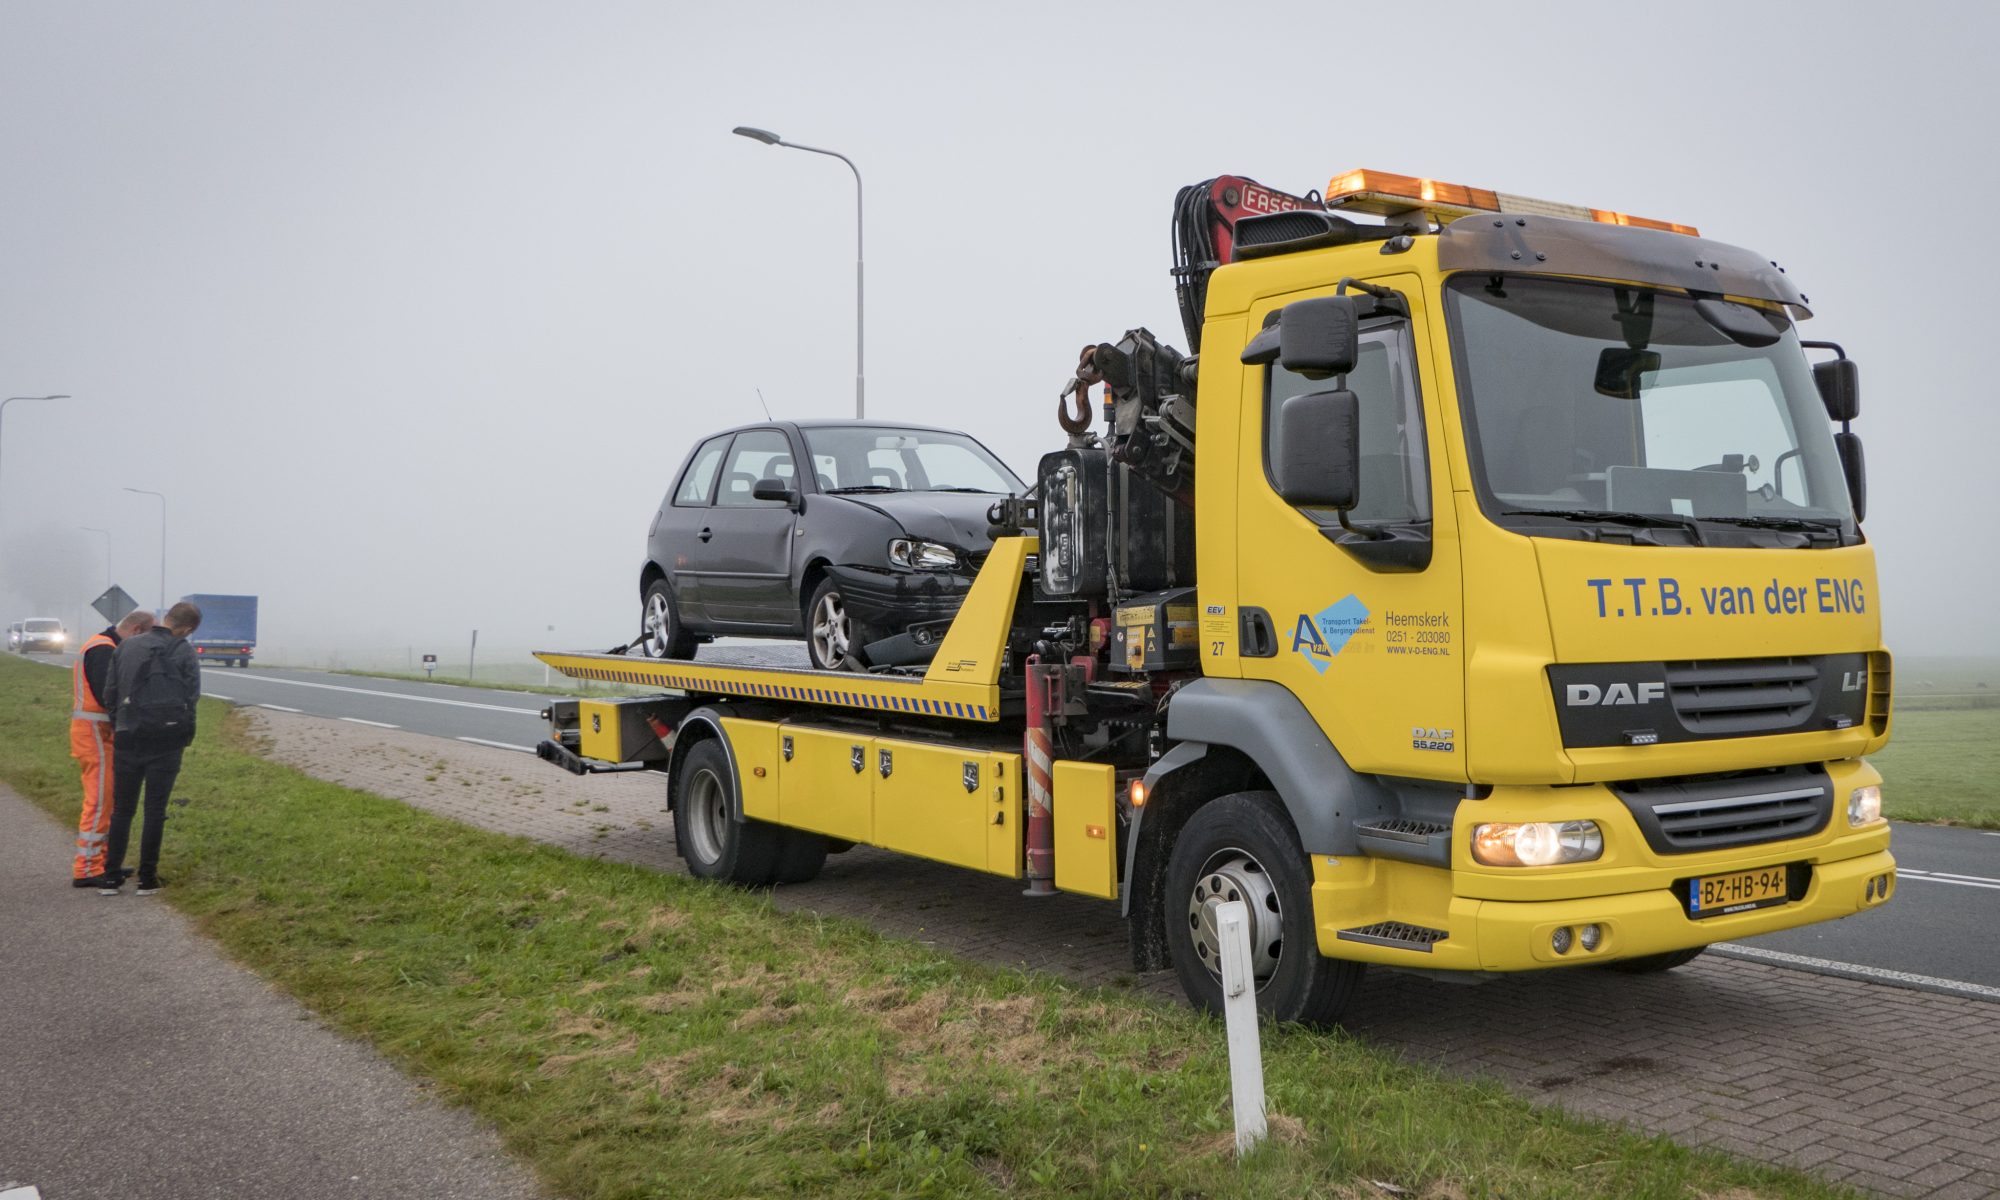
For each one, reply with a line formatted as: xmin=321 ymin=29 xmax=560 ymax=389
xmin=1847 ymin=784 xmax=1883 ymax=827
xmin=888 ymin=538 xmax=960 ymax=571
xmin=1472 ymin=820 xmax=1604 ymax=867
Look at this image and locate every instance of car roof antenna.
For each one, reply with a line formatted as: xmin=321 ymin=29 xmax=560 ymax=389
xmin=755 ymin=387 xmax=774 ymax=421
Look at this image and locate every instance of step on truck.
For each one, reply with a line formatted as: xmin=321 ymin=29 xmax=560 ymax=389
xmin=534 ymin=169 xmax=1894 ymax=1024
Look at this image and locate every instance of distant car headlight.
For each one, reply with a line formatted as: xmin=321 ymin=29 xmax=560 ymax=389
xmin=52 ymin=632 xmax=65 ymax=643
xmin=1847 ymin=784 xmax=1883 ymax=827
xmin=1471 ymin=820 xmax=1604 ymax=867
xmin=888 ymin=538 xmax=960 ymax=571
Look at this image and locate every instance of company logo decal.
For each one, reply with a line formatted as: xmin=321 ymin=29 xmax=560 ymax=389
xmin=1291 ymin=595 xmax=1371 ymax=676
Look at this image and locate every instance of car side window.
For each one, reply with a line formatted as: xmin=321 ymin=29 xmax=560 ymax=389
xmin=715 ymin=430 xmax=797 ymax=508
xmin=674 ymin=436 xmax=730 ymax=507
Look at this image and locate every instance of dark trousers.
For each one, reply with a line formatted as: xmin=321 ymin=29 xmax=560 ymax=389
xmin=104 ymin=737 xmax=186 ymax=881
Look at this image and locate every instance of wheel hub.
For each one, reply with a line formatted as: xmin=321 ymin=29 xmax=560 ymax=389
xmin=1186 ymin=848 xmax=1283 ymax=987
xmin=683 ymin=767 xmax=727 ymax=864
xmin=812 ymin=592 xmax=852 ymax=663
xmin=644 ymin=592 xmax=672 ymax=657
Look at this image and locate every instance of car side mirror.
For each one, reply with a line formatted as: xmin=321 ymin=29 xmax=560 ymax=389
xmin=1814 ymin=357 xmax=1859 ymax=422
xmin=1241 ymin=296 xmax=1359 ymax=379
xmin=1271 ymin=389 xmax=1360 ymax=509
xmin=1835 ymin=430 xmax=1866 ymax=523
xmin=751 ymin=478 xmax=800 ymax=509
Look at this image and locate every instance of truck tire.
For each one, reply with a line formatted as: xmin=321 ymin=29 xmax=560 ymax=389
xmin=806 ymin=577 xmax=871 ymax=672
xmin=672 ymin=739 xmax=780 ymax=885
xmin=642 ymin=579 xmax=697 ymax=660
xmin=1164 ymin=790 xmax=1363 ymax=1027
xmin=772 ymin=830 xmax=829 ymax=884
xmin=1604 ymin=947 xmax=1706 ymax=974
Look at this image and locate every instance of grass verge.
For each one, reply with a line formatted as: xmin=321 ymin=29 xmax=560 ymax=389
xmin=1873 ymin=706 xmax=2000 ymax=828
xmin=0 ymin=654 xmax=1856 ymax=1200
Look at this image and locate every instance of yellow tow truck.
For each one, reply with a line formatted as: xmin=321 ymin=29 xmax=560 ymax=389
xmin=535 ymin=169 xmax=1893 ymax=1024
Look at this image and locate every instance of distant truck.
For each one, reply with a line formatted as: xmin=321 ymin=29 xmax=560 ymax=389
xmin=181 ymin=594 xmax=258 ymax=667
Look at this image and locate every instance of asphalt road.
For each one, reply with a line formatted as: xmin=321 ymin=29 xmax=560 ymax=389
xmin=30 ymin=643 xmax=1999 ymax=998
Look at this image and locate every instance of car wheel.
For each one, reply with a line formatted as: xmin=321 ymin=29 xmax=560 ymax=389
xmin=671 ymin=739 xmax=781 ymax=885
xmin=806 ymin=577 xmax=871 ymax=672
xmin=1603 ymin=947 xmax=1706 ymax=974
xmin=641 ymin=579 xmax=697 ymax=660
xmin=1164 ymin=791 xmax=1364 ymax=1027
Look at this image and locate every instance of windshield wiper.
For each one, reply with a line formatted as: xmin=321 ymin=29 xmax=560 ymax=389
xmin=826 ymin=485 xmax=900 ymax=494
xmin=1699 ymin=514 xmax=1843 ymax=532
xmin=925 ymin=486 xmax=995 ymax=494
xmin=1503 ymin=507 xmax=1705 ymax=545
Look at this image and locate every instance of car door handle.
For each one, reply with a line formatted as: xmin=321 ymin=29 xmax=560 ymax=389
xmin=698 ymin=526 xmax=713 ymax=542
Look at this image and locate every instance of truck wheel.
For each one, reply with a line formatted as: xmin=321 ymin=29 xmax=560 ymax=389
xmin=806 ymin=577 xmax=871 ymax=672
xmin=642 ymin=579 xmax=697 ymax=660
xmin=672 ymin=739 xmax=780 ymax=885
xmin=1604 ymin=947 xmax=1706 ymax=974
xmin=1164 ymin=791 xmax=1363 ymax=1027
xmin=772 ymin=830 xmax=829 ymax=884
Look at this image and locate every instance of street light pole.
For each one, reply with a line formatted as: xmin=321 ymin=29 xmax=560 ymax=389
xmin=733 ymin=126 xmax=865 ymax=418
xmin=123 ymin=487 xmax=166 ymax=611
xmin=80 ymin=526 xmax=111 ymax=589
xmin=0 ymin=395 xmax=73 ymax=574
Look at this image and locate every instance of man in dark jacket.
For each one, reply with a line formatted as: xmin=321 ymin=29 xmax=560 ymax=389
xmin=99 ymin=601 xmax=203 ymax=896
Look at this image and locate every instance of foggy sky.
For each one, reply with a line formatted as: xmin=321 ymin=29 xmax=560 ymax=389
xmin=3 ymin=1 xmax=1993 ymax=662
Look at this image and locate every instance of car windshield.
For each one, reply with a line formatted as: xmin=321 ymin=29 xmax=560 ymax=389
xmin=802 ymin=427 xmax=1023 ymax=494
xmin=1446 ymin=276 xmax=1854 ymax=538
xmin=25 ymin=620 xmax=60 ymax=632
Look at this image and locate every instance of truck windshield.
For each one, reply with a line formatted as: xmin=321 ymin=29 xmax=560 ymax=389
xmin=1445 ymin=276 xmax=1855 ymax=541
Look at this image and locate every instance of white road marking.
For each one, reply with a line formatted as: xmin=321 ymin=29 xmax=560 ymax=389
xmin=259 ymin=704 xmax=303 ymax=713
xmin=207 ymin=694 xmax=234 ymax=702
xmin=212 ymin=673 xmax=541 ymax=714
xmin=1 ymin=1185 xmax=46 ymax=1199
xmin=340 ymin=717 xmax=399 ymax=729
xmin=458 ymin=736 xmax=536 ymax=753
xmin=1712 ymin=942 xmax=2000 ymax=1002
xmin=1897 ymin=868 xmax=2000 ymax=891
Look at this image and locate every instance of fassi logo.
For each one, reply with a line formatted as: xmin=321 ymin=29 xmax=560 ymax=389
xmin=1566 ymin=682 xmax=1666 ymax=707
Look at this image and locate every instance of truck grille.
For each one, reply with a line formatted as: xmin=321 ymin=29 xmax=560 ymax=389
xmin=1664 ymin=658 xmax=1817 ymax=735
xmin=1611 ymin=767 xmax=1832 ymax=854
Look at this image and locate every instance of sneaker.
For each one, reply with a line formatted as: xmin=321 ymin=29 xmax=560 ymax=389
xmin=73 ymin=874 xmax=108 ymax=889
xmin=98 ymin=876 xmax=124 ymax=896
xmin=135 ymin=876 xmax=166 ymax=896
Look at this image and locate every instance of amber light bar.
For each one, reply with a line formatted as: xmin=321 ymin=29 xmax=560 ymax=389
xmin=1325 ymin=169 xmax=1698 ymax=237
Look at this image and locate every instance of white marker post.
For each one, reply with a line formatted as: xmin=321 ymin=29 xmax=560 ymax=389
xmin=1215 ymin=899 xmax=1268 ymax=1157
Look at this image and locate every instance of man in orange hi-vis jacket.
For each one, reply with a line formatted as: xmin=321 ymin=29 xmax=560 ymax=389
xmin=71 ymin=609 xmax=154 ymax=886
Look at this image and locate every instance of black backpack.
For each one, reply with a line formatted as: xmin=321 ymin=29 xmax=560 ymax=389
xmin=124 ymin=645 xmax=196 ymax=738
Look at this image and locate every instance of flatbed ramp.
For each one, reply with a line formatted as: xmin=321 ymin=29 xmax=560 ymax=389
xmin=531 ymin=535 xmax=1035 ymax=726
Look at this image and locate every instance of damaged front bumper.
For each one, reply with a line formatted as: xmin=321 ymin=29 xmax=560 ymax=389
xmin=827 ymin=563 xmax=976 ymax=666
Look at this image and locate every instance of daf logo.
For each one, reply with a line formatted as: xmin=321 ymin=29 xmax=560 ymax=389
xmin=1566 ymin=682 xmax=1666 ymax=707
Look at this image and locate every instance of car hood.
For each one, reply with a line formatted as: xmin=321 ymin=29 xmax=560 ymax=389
xmin=834 ymin=491 xmax=1000 ymax=549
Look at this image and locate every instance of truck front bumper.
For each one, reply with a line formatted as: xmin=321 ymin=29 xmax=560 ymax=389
xmin=1310 ymin=759 xmax=1895 ymax=973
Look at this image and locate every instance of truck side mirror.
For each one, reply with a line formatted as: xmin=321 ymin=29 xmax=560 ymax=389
xmin=1272 ymin=389 xmax=1360 ymax=509
xmin=1835 ymin=430 xmax=1866 ymax=523
xmin=751 ymin=478 xmax=801 ymax=509
xmin=1241 ymin=296 xmax=1359 ymax=379
xmin=1814 ymin=358 xmax=1859 ymax=422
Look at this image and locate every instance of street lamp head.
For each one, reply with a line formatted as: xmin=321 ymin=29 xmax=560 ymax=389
xmin=733 ymin=126 xmax=782 ymax=145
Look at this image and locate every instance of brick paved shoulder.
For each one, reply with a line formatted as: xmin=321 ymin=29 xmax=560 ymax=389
xmin=248 ymin=708 xmax=2000 ymax=1199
